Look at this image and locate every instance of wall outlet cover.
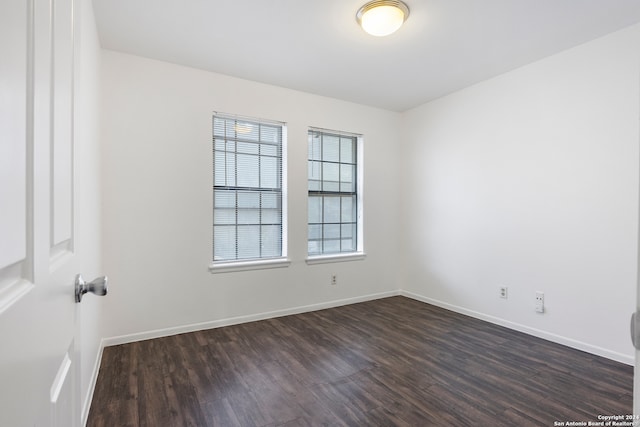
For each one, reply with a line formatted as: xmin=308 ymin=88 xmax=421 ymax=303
xmin=535 ymin=291 xmax=544 ymax=313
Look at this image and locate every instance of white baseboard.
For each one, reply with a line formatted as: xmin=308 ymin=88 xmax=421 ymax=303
xmin=400 ymin=290 xmax=634 ymax=366
xmin=102 ymin=290 xmax=400 ymax=347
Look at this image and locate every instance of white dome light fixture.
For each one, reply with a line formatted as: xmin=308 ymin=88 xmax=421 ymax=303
xmin=356 ymin=0 xmax=410 ymax=37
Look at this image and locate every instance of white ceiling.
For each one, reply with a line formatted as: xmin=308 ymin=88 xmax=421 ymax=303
xmin=93 ymin=0 xmax=640 ymax=112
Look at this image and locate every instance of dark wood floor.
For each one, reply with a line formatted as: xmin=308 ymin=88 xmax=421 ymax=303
xmin=87 ymin=296 xmax=632 ymax=426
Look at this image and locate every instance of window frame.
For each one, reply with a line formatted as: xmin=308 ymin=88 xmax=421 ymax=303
xmin=209 ymin=113 xmax=289 ymax=273
xmin=306 ymin=127 xmax=365 ymax=264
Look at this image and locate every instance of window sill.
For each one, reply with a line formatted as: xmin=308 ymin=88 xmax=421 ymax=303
xmin=209 ymin=258 xmax=291 ymax=274
xmin=306 ymin=252 xmax=366 ymax=265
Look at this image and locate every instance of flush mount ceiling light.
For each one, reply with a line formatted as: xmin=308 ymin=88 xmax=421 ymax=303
xmin=356 ymin=0 xmax=410 ymax=37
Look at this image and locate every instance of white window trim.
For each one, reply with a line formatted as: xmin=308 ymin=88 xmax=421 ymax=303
xmin=210 ymin=113 xmax=289 ymax=270
xmin=306 ymin=130 xmax=364 ymax=261
xmin=209 ymin=257 xmax=291 ymax=274
xmin=356 ymin=135 xmax=364 ymax=252
xmin=306 ymin=252 xmax=366 ymax=265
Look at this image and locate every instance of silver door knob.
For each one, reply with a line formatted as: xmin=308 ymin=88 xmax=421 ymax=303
xmin=75 ymin=274 xmax=108 ymax=303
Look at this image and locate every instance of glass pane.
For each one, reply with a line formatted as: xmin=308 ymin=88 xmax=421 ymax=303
xmin=225 ymin=155 xmax=236 ymax=186
xmin=237 ymin=208 xmax=259 ymax=224
xmin=237 ymin=225 xmax=260 ymax=259
xmin=341 ymin=223 xmax=354 ymax=238
xmin=324 ymin=224 xmax=340 ymax=239
xmin=308 ymin=161 xmax=322 ymax=191
xmin=237 ymin=141 xmax=258 ymax=155
xmin=341 ymin=196 xmax=355 ymax=222
xmin=237 ymin=191 xmax=260 ymax=208
xmin=236 ymin=154 xmax=259 ymax=187
xmin=224 ymin=119 xmax=236 ymax=138
xmin=322 ymin=135 xmax=339 ymax=162
xmin=340 ymin=164 xmax=355 ymax=192
xmin=261 ymin=125 xmax=281 ymax=144
xmin=214 ymin=139 xmax=226 ymax=152
xmin=260 ymin=156 xmax=279 ymax=189
xmin=261 ymin=192 xmax=279 ymax=209
xmin=322 ymin=163 xmax=339 ymax=192
xmin=308 ymin=132 xmax=321 ymax=160
xmin=340 ymin=137 xmax=354 ymax=163
xmin=214 ymin=225 xmax=236 ymax=261
xmin=308 ymin=241 xmax=321 ymax=255
xmin=308 ymin=224 xmax=322 ymax=240
xmin=263 ymin=189 xmax=281 ymax=224
xmin=237 ymin=192 xmax=259 ymax=225
xmin=341 ymin=238 xmax=355 ymax=252
xmin=308 ymin=222 xmax=322 ymax=254
xmin=307 ymin=196 xmax=322 ymax=224
xmin=308 ymin=196 xmax=322 ymax=223
xmin=213 ymin=117 xmax=227 ymax=138
xmin=214 ymin=208 xmax=235 ymax=225
xmin=215 ymin=191 xmax=236 ymax=208
xmin=261 ymin=225 xmax=281 ymax=257
xmin=323 ymin=197 xmax=340 ymax=223
xmin=323 ymin=239 xmax=340 ymax=254
xmin=214 ymin=151 xmax=227 ymax=186
xmin=262 ymin=208 xmax=280 ymax=224
xmin=214 ymin=118 xmax=224 ymax=136
xmin=261 ymin=143 xmax=277 ymax=157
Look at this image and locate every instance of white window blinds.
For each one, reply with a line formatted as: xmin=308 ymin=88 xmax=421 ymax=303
xmin=213 ymin=115 xmax=285 ymax=262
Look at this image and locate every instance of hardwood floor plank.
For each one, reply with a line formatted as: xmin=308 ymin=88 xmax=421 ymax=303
xmin=87 ymin=296 xmax=633 ymax=426
xmin=203 ymin=398 xmax=242 ymax=427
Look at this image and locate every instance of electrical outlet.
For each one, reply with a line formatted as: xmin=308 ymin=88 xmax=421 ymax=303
xmin=331 ymin=274 xmax=337 ymax=286
xmin=535 ymin=291 xmax=544 ymax=313
xmin=499 ymin=286 xmax=508 ymax=299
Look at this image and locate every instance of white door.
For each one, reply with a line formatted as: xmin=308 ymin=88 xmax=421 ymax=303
xmin=636 ymin=240 xmax=640 ymax=414
xmin=636 ymin=329 xmax=640 ymax=417
xmin=636 ymin=251 xmax=640 ymax=416
xmin=0 ymin=0 xmax=94 ymax=425
xmin=635 ymin=114 xmax=640 ymax=416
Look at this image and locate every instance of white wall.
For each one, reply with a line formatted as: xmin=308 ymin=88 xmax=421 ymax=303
xmin=100 ymin=51 xmax=402 ymax=341
xmin=401 ymin=24 xmax=640 ymax=363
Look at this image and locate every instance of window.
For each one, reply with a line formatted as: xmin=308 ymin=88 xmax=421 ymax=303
xmin=308 ymin=128 xmax=363 ymax=258
xmin=212 ymin=114 xmax=287 ymax=267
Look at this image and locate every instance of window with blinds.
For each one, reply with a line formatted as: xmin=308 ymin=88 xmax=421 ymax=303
xmin=308 ymin=129 xmax=361 ymax=256
xmin=213 ymin=115 xmax=285 ymax=262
